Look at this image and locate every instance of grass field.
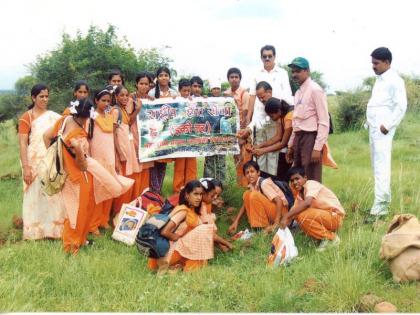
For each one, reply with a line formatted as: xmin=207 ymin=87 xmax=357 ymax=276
xmin=0 ymin=113 xmax=419 ymax=312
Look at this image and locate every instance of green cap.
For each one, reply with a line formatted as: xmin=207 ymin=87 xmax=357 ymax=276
xmin=288 ymin=57 xmax=310 ymax=69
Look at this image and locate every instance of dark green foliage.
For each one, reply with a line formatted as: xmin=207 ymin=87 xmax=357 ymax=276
xmin=280 ymin=65 xmax=327 ymax=95
xmin=335 ymin=88 xmax=370 ymax=132
xmin=28 ymin=25 xmax=173 ymax=112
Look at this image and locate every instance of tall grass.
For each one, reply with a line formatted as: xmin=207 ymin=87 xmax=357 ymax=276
xmin=0 ymin=115 xmax=419 ymax=312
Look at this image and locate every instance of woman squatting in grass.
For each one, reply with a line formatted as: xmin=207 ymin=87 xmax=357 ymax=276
xmin=147 ymin=180 xmax=216 ymax=273
xmin=280 ymin=166 xmax=345 ymax=252
xmin=228 ymin=160 xmax=289 ymax=235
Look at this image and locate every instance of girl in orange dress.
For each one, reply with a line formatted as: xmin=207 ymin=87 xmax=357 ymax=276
xmin=88 ymin=88 xmax=134 ymax=235
xmin=18 ymin=84 xmax=65 ymax=240
xmin=147 ymin=180 xmax=215 ymax=273
xmin=128 ymin=72 xmax=156 ymax=195
xmin=147 ymin=67 xmax=179 ymax=194
xmin=44 ymin=98 xmax=125 ymax=254
xmin=112 ymin=85 xmax=142 ymax=214
xmin=199 ymin=178 xmax=233 ymax=252
xmin=62 ymin=81 xmax=90 ymax=116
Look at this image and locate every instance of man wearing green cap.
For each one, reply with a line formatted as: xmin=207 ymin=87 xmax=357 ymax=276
xmin=286 ymin=57 xmax=330 ymax=183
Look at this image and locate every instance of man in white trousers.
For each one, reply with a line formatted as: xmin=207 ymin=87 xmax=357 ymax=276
xmin=366 ymin=47 xmax=407 ymax=220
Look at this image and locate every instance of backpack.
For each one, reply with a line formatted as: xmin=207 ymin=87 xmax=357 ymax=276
xmin=258 ymin=177 xmax=294 ymax=209
xmin=38 ymin=117 xmax=73 ymax=196
xmin=135 ymin=206 xmax=182 ymax=258
xmin=140 ymin=189 xmax=164 ymax=210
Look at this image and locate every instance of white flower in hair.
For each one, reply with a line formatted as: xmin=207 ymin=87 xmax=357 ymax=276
xmin=69 ymin=100 xmax=80 ymax=114
xmin=89 ymin=107 xmax=98 ymax=120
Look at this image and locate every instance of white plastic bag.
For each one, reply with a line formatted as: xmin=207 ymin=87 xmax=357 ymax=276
xmin=267 ymin=227 xmax=298 ymax=266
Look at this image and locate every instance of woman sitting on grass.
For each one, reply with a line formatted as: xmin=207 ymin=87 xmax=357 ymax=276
xmin=279 ymin=167 xmax=345 ymax=251
xmin=199 ymin=178 xmax=233 ymax=252
xmin=228 ymin=160 xmax=289 ymax=235
xmin=148 ymin=180 xmax=227 ymax=273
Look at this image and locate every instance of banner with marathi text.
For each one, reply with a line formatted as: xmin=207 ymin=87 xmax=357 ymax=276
xmin=137 ymin=97 xmax=240 ymax=162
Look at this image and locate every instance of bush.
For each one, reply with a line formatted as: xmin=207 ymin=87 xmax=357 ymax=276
xmin=335 ymin=88 xmax=370 ymax=132
xmin=402 ymin=75 xmax=420 ymax=113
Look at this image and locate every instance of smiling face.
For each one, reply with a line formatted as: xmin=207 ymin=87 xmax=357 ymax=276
xmin=186 ymin=187 xmax=204 ymax=208
xmin=116 ymin=88 xmax=129 ymax=107
xmin=244 ymin=165 xmax=260 ymax=185
xmin=371 ymin=57 xmax=390 ymax=75
xmin=289 ymin=173 xmax=307 ymax=192
xmin=74 ymin=85 xmax=89 ymax=100
xmin=214 ymin=186 xmax=223 ymax=199
xmin=32 ymin=89 xmax=49 ymax=110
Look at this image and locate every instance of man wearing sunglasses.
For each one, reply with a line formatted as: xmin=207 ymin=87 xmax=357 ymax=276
xmin=246 ymin=45 xmax=294 ymax=176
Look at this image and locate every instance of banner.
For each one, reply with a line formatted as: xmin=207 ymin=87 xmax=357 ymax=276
xmin=138 ymin=97 xmax=240 ymax=162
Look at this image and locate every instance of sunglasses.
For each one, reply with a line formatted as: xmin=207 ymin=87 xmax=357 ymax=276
xmin=262 ymin=54 xmax=273 ymax=60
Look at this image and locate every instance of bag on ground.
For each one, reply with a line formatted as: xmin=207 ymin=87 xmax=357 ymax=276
xmin=268 ymin=227 xmax=298 ymax=266
xmin=379 ymin=214 xmax=420 ymax=282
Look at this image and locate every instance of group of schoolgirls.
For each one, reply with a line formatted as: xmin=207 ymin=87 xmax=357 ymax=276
xmin=24 ymin=66 xmax=231 ymax=256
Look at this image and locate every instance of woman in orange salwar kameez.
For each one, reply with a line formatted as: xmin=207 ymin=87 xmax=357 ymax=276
xmin=88 ymin=89 xmax=134 ymax=235
xmin=228 ymin=160 xmax=289 ymax=235
xmin=129 ymin=72 xmax=156 ymax=195
xmin=147 ymin=180 xmax=217 ymax=273
xmin=45 ymin=98 xmax=126 ymax=254
xmin=112 ymin=85 xmax=142 ymax=214
xmin=62 ymin=81 xmax=90 ymax=116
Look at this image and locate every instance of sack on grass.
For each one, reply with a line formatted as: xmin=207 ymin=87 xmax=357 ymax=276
xmin=112 ymin=204 xmax=148 ymax=246
xmin=268 ymin=227 xmax=298 ymax=266
xmin=379 ymin=214 xmax=420 ymax=282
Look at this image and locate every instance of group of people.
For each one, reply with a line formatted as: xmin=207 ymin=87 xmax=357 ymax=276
xmin=17 ymin=44 xmax=407 ymax=272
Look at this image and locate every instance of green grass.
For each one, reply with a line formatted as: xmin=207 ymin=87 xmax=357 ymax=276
xmin=0 ymin=115 xmax=419 ymax=312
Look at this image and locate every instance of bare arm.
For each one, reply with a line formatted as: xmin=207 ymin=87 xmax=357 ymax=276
xmin=18 ymin=133 xmax=32 ymax=185
xmin=214 ymin=233 xmax=233 ymax=249
xmin=257 ymin=125 xmax=293 ymax=154
xmin=160 ymin=221 xmax=181 ymax=242
xmin=128 ymin=98 xmax=142 ymax=126
xmin=247 ymin=95 xmax=256 ymax=123
xmin=227 ymin=204 xmax=246 ymax=234
xmin=70 ymin=138 xmax=88 ymax=171
xmin=43 ymin=126 xmax=55 ymax=148
xmin=280 ymin=196 xmax=313 ymax=229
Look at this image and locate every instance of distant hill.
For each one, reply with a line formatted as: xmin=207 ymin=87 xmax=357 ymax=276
xmin=0 ymin=90 xmax=14 ymax=95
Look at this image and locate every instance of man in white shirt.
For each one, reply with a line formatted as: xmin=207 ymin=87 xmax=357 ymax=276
xmin=246 ymin=45 xmax=294 ymax=175
xmin=366 ymin=47 xmax=407 ymax=219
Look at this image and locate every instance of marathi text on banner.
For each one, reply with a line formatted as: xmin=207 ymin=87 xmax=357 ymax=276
xmin=137 ymin=97 xmax=240 ymax=162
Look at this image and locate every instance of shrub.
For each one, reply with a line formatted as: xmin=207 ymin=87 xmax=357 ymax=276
xmin=335 ymin=88 xmax=370 ymax=132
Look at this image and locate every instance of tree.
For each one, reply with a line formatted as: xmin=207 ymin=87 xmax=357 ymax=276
xmin=280 ymin=65 xmax=328 ymax=95
xmin=29 ymin=24 xmax=174 ymax=112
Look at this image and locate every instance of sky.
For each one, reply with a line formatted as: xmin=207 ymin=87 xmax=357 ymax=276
xmin=1 ymin=0 xmax=419 ymax=93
